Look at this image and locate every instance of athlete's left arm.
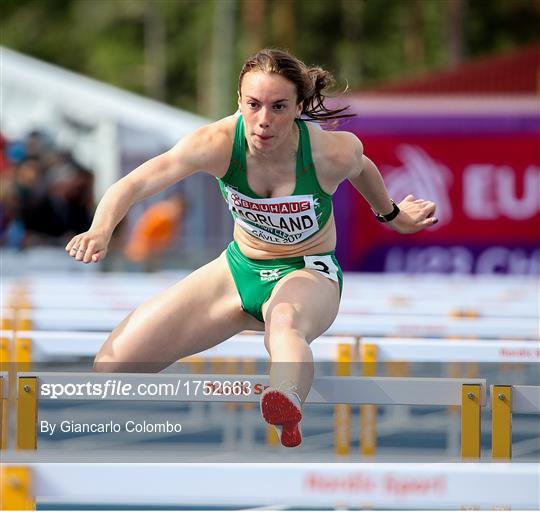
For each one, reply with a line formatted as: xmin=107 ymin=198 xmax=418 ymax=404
xmin=345 ymin=136 xmax=438 ymax=234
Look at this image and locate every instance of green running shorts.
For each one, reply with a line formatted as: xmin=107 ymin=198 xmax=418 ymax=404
xmin=225 ymin=240 xmax=343 ymax=322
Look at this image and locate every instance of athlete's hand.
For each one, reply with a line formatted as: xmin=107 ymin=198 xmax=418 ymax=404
xmin=65 ymin=229 xmax=110 ymax=263
xmin=390 ymin=194 xmax=438 ymax=234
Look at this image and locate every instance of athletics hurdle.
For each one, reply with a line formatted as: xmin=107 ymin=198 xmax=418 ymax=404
xmin=0 ymin=465 xmax=34 ymax=510
xmin=14 ymin=372 xmax=487 ymax=459
xmin=11 ymin=308 xmax=539 ymax=338
xmin=0 ymin=330 xmax=358 ymax=454
xmin=1 ymin=462 xmax=538 ymax=510
xmin=4 ymin=331 xmax=538 ymax=458
xmin=0 ymin=372 xmax=7 ymax=450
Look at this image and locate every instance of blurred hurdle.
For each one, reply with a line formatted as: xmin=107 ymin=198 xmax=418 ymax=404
xmin=5 ymin=272 xmax=537 ymax=307
xmin=339 ymin=297 xmax=537 ymax=318
xmin=360 ymin=342 xmax=377 ymax=457
xmin=3 ymin=330 xmax=537 ymax=362
xmin=6 ymin=308 xmax=538 ymax=338
xmin=0 ymin=330 xmax=358 ymax=454
xmin=1 ymin=462 xmax=538 ymax=510
xmin=4 ymin=272 xmax=539 ymax=339
xmin=334 ymin=343 xmax=353 ymax=455
xmin=339 ymin=336 xmax=539 ymax=458
xmin=6 ymin=291 xmax=538 ymax=317
xmin=0 ymin=465 xmax=34 ymax=510
xmin=0 ymin=330 xmax=356 ymax=362
xmin=0 ymin=372 xmax=7 ymax=450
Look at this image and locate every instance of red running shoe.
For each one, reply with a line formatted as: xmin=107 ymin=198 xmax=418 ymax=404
xmin=260 ymin=388 xmax=303 ymax=447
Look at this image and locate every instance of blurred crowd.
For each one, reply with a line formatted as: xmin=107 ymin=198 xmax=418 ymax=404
xmin=0 ymin=131 xmax=94 ymax=248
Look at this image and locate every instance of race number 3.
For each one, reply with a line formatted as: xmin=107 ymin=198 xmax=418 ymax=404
xmin=303 ymin=255 xmax=339 ymax=282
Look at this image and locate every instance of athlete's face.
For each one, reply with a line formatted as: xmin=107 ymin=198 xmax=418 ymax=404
xmin=238 ymin=72 xmax=302 ymax=153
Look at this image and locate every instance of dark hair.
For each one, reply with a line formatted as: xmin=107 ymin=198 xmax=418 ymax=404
xmin=238 ymin=48 xmax=354 ymax=123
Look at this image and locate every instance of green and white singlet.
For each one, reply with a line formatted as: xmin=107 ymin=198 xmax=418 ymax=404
xmin=217 ymin=115 xmax=333 ymax=245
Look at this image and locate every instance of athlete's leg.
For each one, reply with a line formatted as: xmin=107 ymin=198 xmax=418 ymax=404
xmin=94 ymin=251 xmax=264 ymax=372
xmin=261 ymin=269 xmax=340 ymax=401
xmin=259 ymin=269 xmax=339 ymax=446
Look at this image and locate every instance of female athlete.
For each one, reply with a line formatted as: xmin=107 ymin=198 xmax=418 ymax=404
xmin=66 ymin=49 xmax=438 ymax=447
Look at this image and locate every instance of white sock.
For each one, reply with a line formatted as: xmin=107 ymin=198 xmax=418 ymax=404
xmin=286 ymin=391 xmax=302 ymax=410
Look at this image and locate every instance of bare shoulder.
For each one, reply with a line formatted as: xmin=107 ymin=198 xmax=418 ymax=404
xmin=307 ymin=124 xmax=364 ymax=190
xmin=168 ymin=113 xmax=238 ymax=178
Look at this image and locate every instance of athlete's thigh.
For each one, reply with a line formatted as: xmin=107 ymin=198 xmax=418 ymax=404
xmin=261 ymin=268 xmax=340 ymax=342
xmin=95 ymin=251 xmax=263 ymax=368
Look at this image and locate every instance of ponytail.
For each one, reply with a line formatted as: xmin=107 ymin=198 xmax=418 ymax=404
xmin=238 ymin=48 xmax=355 ymax=125
xmin=302 ymin=67 xmax=353 ymax=123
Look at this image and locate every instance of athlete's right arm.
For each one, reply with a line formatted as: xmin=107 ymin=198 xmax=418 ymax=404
xmin=66 ymin=124 xmax=230 ymax=263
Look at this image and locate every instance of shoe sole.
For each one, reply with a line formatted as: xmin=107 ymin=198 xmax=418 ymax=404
xmin=260 ymin=390 xmax=302 ymax=448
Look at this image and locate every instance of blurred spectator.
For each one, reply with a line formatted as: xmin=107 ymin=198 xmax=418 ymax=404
xmin=0 ymin=130 xmax=94 ymax=248
xmin=124 ymin=193 xmax=186 ymax=271
xmin=25 ymin=130 xmax=54 ymax=158
xmin=0 ymin=134 xmax=9 ymax=173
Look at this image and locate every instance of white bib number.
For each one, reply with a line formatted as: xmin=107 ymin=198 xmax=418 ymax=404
xmin=303 ymin=255 xmax=339 ymax=283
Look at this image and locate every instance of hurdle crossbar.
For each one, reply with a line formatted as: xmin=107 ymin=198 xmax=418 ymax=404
xmin=17 ymin=372 xmax=487 ymax=405
xmin=16 ymin=373 xmax=486 ymax=456
xmin=508 ymin=385 xmax=540 ymax=414
xmin=9 ymin=308 xmax=538 ymax=338
xmin=0 ymin=462 xmax=538 ymax=509
xmin=0 ymin=331 xmax=356 ymax=362
xmin=2 ymin=330 xmax=538 ymax=362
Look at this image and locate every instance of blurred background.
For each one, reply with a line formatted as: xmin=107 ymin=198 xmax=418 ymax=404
xmin=1 ymin=0 xmax=539 ymax=273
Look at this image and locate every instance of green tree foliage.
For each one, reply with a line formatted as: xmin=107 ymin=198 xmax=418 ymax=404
xmin=2 ymin=0 xmax=539 ymax=117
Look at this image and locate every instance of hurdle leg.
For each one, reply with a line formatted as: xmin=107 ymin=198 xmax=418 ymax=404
xmin=14 ymin=334 xmax=32 ymax=370
xmin=0 ymin=377 xmax=6 ymax=450
xmin=446 ymin=341 xmax=462 ymax=456
xmin=0 ymin=466 xmax=35 ymax=510
xmin=360 ymin=343 xmax=377 ymax=457
xmin=492 ymin=385 xmax=512 ymax=460
xmin=17 ymin=377 xmax=37 ymax=450
xmin=15 ymin=311 xmax=33 ymax=332
xmin=1 ymin=308 xmax=14 ymax=330
xmin=0 ymin=333 xmax=10 ymax=367
xmin=335 ymin=343 xmax=352 ymax=456
xmin=461 ymin=384 xmax=481 ymax=459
